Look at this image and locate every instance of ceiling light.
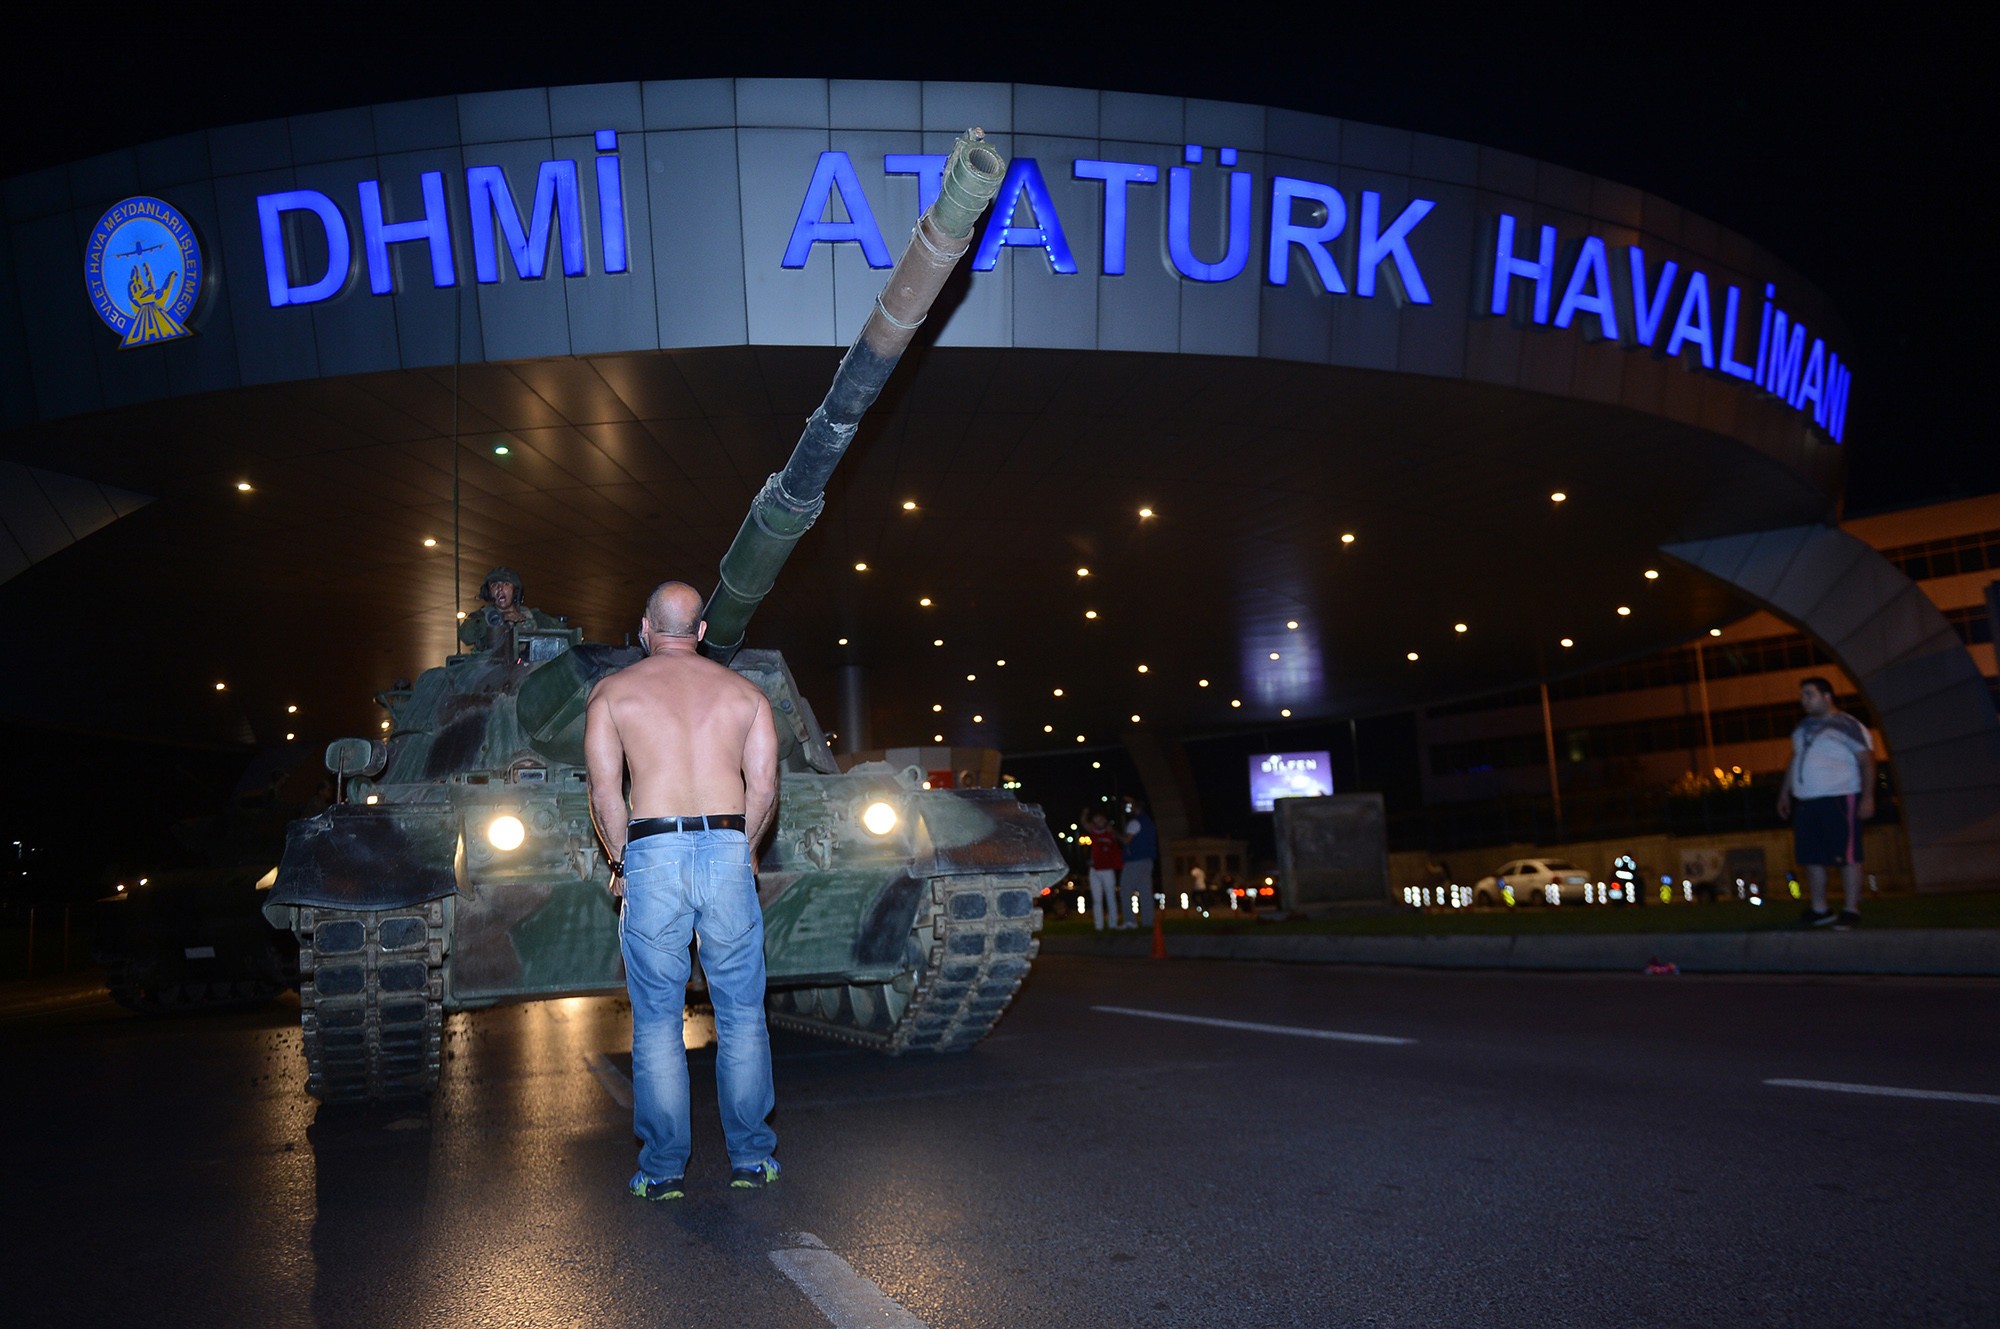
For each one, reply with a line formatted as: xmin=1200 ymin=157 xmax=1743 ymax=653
xmin=854 ymin=562 xmax=869 ymax=572
xmin=1136 ymin=664 xmax=1148 ymax=673
xmin=1616 ymin=606 xmax=1632 ymax=616
xmin=972 ymin=714 xmax=983 ymax=723
xmin=1044 ymin=724 xmax=1054 ymax=733
xmin=932 ymin=638 xmax=944 ymax=647
xmin=837 ymin=636 xmax=849 ymax=646
xmin=1198 ymin=678 xmax=1210 ymax=687
xmin=1092 ymin=760 xmax=1101 ymax=769
xmin=1550 ymin=491 xmax=1567 ymax=503
xmin=422 ymin=537 xmax=438 ymax=547
xmin=235 ymin=481 xmax=252 ymax=492
xmin=1053 ymin=688 xmax=1064 ymax=697
xmin=1453 ymin=623 xmax=1467 ymax=634
xmin=214 ymin=682 xmax=226 ymax=691
xmin=902 ymin=500 xmax=918 ymax=511
xmin=286 ymin=705 xmax=298 ymax=714
xmin=1084 ymin=610 xmax=1098 ymax=619
xmin=932 ymin=703 xmax=943 ymax=712
xmin=1138 ymin=507 xmax=1155 ymax=518
xmin=285 ymin=732 xmax=296 ymax=741
xmin=493 ymin=445 xmax=509 ymax=456
xmin=933 ymin=734 xmax=944 ymax=743
xmin=1339 ymin=533 xmax=1355 ymax=545
xmin=1281 ymin=709 xmax=1292 ymax=718
xmin=995 ymin=659 xmax=1006 ymax=667
xmin=1644 ymin=569 xmax=1660 ymax=580
xmin=1075 ymin=735 xmax=1085 ymax=743
xmin=1560 ymin=637 xmax=1574 ymax=648
xmin=1130 ymin=714 xmax=1141 ymax=723
xmin=1076 ymin=567 xmax=1090 ymax=577
xmin=965 ymin=673 xmax=976 ymax=681
xmin=919 ymin=597 xmax=932 ymax=607
xmin=1709 ymin=628 xmax=1722 ymax=637
xmin=1269 ymin=651 xmax=1281 ymax=660
xmin=1406 ymin=652 xmax=1420 ymax=661
xmin=1230 ymin=699 xmax=1242 ymax=708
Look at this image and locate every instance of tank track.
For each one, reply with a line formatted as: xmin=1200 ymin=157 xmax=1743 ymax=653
xmin=766 ymin=873 xmax=1042 ymax=1054
xmin=295 ymin=902 xmax=445 ymax=1102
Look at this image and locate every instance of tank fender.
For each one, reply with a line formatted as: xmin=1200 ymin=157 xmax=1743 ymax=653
xmin=908 ymin=789 xmax=1067 ymax=879
xmin=266 ymin=803 xmax=460 ymax=915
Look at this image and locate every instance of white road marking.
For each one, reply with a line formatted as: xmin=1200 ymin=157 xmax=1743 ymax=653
xmin=1092 ymin=1004 xmax=1415 ymax=1045
xmin=584 ymin=1051 xmax=633 ymax=1108
xmin=771 ymin=1233 xmax=926 ymax=1329
xmin=1764 ymin=1078 xmax=2000 ymax=1105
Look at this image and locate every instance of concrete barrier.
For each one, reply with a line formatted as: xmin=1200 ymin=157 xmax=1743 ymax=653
xmin=1039 ymin=928 xmax=2000 ymax=976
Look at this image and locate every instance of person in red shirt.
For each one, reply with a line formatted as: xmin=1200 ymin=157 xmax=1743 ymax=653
xmin=1085 ymin=808 xmax=1125 ymax=930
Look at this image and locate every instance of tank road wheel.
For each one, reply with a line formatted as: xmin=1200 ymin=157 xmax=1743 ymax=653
xmin=295 ymin=902 xmax=445 ymax=1102
xmin=766 ymin=873 xmax=1043 ymax=1054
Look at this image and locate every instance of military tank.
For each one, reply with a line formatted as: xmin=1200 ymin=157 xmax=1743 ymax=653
xmin=263 ymin=129 xmax=1066 ymax=1102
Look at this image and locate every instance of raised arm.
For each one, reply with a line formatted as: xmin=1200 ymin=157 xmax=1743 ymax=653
xmin=584 ymin=685 xmax=630 ymax=895
xmin=742 ymin=691 xmax=780 ymax=851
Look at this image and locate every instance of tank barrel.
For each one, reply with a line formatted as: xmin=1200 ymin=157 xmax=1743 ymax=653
xmin=702 ymin=129 xmax=1007 ymax=664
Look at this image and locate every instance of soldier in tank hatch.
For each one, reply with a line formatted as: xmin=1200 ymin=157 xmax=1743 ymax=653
xmin=458 ymin=566 xmax=564 ymax=654
xmin=584 ymin=580 xmax=782 ymax=1200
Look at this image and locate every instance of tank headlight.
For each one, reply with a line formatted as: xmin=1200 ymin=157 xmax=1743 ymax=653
xmin=487 ymin=814 xmax=526 ymax=851
xmin=860 ymin=801 xmax=899 ymax=836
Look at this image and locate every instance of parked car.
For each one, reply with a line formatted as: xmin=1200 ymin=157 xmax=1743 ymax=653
xmin=1471 ymin=858 xmax=1594 ymax=907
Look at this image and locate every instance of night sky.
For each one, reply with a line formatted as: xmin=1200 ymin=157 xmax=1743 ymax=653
xmin=6 ymin=9 xmax=1984 ymax=511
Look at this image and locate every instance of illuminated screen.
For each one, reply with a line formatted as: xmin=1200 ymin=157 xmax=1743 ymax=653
xmin=1248 ymin=751 xmax=1333 ymax=812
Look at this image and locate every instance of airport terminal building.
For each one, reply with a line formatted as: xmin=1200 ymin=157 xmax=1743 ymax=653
xmin=1 ymin=78 xmax=1992 ymax=890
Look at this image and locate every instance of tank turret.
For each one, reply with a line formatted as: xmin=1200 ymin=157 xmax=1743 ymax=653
xmin=262 ymin=130 xmax=1065 ymax=1103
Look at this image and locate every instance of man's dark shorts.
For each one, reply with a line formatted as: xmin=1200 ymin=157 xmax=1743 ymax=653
xmin=1794 ymin=794 xmax=1863 ymax=866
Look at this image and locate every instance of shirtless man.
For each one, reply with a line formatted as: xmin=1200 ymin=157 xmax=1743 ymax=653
xmin=585 ymin=580 xmax=781 ymax=1200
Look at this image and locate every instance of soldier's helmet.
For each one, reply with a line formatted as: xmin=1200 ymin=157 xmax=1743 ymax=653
xmin=478 ymin=566 xmax=525 ymax=602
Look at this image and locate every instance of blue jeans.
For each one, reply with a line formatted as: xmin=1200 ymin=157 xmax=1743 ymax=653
xmin=621 ymin=828 xmax=776 ymax=1179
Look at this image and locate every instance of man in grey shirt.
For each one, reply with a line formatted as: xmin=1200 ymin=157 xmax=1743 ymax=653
xmin=1776 ymin=676 xmax=1876 ymax=929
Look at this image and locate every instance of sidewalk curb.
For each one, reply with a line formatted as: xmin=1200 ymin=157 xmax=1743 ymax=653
xmin=1038 ymin=928 xmax=2000 ymax=976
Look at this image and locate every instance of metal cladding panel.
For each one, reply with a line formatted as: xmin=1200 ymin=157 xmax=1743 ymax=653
xmin=212 ymin=168 xmax=323 ymax=387
xmin=647 ymin=129 xmax=746 ymax=348
xmin=1396 ymin=182 xmax=1474 ymax=380
xmin=1258 ymin=153 xmax=1338 ymax=365
xmin=554 ymin=129 xmax=658 ymax=356
xmin=550 ymin=82 xmax=642 ymax=138
xmin=642 ymin=78 xmax=734 ymax=130
xmin=830 ymin=79 xmax=920 ymax=131
xmin=150 ymin=181 xmax=244 ymax=399
xmin=922 ymin=82 xmax=1011 ymax=135
xmin=828 ymin=131 xmax=909 ymax=343
xmin=291 ymin=108 xmax=377 ymax=165
xmin=740 ymin=127 xmax=836 ymax=347
xmin=207 ymin=118 xmax=292 ymax=176
xmin=737 ymin=78 xmax=829 ymax=129
xmin=1177 ymin=145 xmax=1263 ymax=358
xmin=1093 ymin=138 xmax=1179 ymax=354
xmin=4 ymin=165 xmax=68 ymax=223
xmin=1014 ymin=84 xmax=1098 ymax=138
xmin=1412 ymin=132 xmax=1479 ymax=187
xmin=458 ymin=88 xmax=551 ymax=144
xmin=372 ymin=97 xmax=459 ymax=155
xmin=69 ymin=151 xmax=140 ymax=210
xmin=11 ymin=211 xmax=103 ymax=420
xmin=465 ymin=139 xmax=575 ymax=362
xmin=1100 ymin=90 xmax=1183 ymax=143
xmin=296 ymin=154 xmax=408 ymax=378
xmin=1011 ymin=134 xmax=1098 ymax=350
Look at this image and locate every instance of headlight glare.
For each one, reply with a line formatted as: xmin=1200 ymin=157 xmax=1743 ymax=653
xmin=861 ymin=801 xmax=899 ymax=836
xmin=487 ymin=814 xmax=526 ymax=851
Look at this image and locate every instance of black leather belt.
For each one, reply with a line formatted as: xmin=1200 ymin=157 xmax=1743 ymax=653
xmin=629 ymin=814 xmax=747 ymax=839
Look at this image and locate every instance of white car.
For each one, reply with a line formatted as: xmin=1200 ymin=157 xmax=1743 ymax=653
xmin=1472 ymin=858 xmax=1593 ymax=907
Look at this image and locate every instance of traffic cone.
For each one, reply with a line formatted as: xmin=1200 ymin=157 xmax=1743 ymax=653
xmin=1151 ymin=911 xmax=1167 ymax=960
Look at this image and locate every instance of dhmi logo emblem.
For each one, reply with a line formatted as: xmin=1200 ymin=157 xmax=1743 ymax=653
xmin=85 ymin=196 xmax=203 ymax=347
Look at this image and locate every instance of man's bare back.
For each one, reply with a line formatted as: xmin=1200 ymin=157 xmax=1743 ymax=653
xmin=584 ymin=582 xmax=779 ymax=894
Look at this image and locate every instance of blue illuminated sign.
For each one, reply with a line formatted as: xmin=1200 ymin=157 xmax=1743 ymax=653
xmin=254 ymin=130 xmax=630 ymax=306
xmin=84 ymin=196 xmax=204 ymax=347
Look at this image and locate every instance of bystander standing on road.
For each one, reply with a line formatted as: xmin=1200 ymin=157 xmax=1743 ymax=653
xmin=585 ymin=581 xmax=783 ymax=1200
xmin=1085 ymin=808 xmax=1123 ymax=930
xmin=1119 ymin=795 xmax=1158 ymax=930
xmin=1776 ymin=676 xmax=1877 ymax=929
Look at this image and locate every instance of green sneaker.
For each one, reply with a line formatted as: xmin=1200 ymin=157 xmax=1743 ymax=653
xmin=730 ymin=1157 xmax=781 ymax=1189
xmin=629 ymin=1171 xmax=684 ymax=1201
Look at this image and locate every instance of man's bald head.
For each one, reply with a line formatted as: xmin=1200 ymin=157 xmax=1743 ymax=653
xmin=644 ymin=581 xmax=705 ymax=641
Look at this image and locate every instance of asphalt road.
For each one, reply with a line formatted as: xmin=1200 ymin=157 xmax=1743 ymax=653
xmin=4 ymin=957 xmax=1997 ymax=1328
